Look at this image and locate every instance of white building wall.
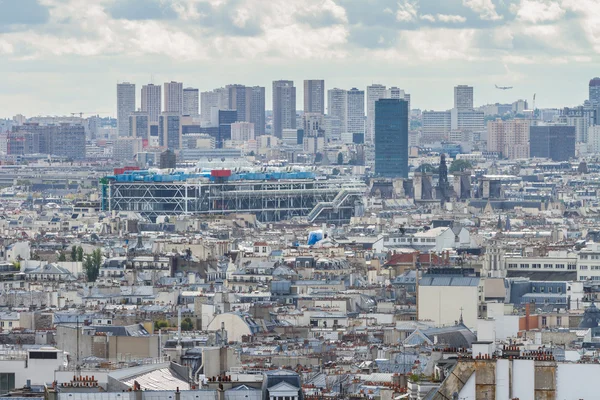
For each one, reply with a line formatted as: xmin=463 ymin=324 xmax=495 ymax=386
xmin=512 ymin=359 xmax=535 ymax=400
xmin=418 ymin=285 xmax=479 ymax=328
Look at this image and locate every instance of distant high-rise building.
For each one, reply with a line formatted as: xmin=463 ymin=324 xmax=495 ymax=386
xmin=487 ymin=119 xmax=530 ymax=159
xmin=422 ymin=111 xmax=451 ymax=143
xmin=272 ymin=80 xmax=296 ymax=139
xmin=304 ymin=80 xmax=325 ymax=114
xmin=183 ymin=87 xmax=199 ymax=116
xmin=303 ymin=113 xmax=325 ymax=155
xmin=228 ymin=84 xmax=248 ymax=122
xmin=559 ymin=106 xmax=597 ymax=143
xmin=129 ymin=112 xmax=149 ymax=142
xmin=114 ymin=137 xmax=143 ymax=161
xmin=231 ymin=122 xmax=255 ymax=142
xmin=530 ymin=125 xmax=576 ymax=161
xmin=374 ymin=99 xmax=409 ymax=177
xmin=347 ymin=88 xmax=365 ymax=136
xmin=454 ymin=85 xmax=474 ymax=110
xmin=117 ymin=82 xmax=136 ymax=137
xmin=247 ymin=86 xmax=266 ymax=136
xmin=158 ymin=112 xmax=182 ymax=150
xmin=160 ymin=149 xmax=177 ymax=169
xmin=327 ymin=88 xmax=347 ymax=132
xmin=216 ymin=109 xmax=237 ymax=147
xmin=164 ymin=81 xmax=183 ymax=114
xmin=590 ymin=78 xmax=600 ymax=106
xmin=366 ymin=84 xmax=387 ymax=144
xmin=141 ymin=84 xmax=161 ymax=123
xmin=200 ymin=88 xmax=228 ymax=124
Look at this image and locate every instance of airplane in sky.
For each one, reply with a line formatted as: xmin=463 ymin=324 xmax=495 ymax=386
xmin=495 ymin=84 xmax=513 ymax=90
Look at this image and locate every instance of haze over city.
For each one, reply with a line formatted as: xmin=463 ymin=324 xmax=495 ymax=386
xmin=4 ymin=2 xmax=600 ymax=400
xmin=1 ymin=0 xmax=600 ymax=116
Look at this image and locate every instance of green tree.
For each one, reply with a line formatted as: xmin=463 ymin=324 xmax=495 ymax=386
xmin=449 ymin=159 xmax=473 ymax=173
xmin=76 ymin=246 xmax=84 ymax=262
xmin=154 ymin=320 xmax=169 ymax=331
xmin=415 ymin=163 xmax=438 ymax=174
xmin=180 ymin=317 xmax=193 ymax=331
xmin=249 ymin=151 xmax=255 ymax=157
xmin=337 ymin=152 xmax=344 ymax=165
xmin=71 ymin=245 xmax=77 ymax=262
xmin=83 ymin=249 xmax=103 ymax=282
xmin=58 ymin=252 xmax=67 ymax=262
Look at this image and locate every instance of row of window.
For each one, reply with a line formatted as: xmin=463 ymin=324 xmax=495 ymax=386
xmin=580 ymin=254 xmax=600 ymax=260
xmin=531 ymin=286 xmax=563 ymax=293
xmin=388 ymin=237 xmax=436 ymax=243
xmin=579 ymin=276 xmax=600 ymax=281
xmin=508 ymin=263 xmax=575 ymax=270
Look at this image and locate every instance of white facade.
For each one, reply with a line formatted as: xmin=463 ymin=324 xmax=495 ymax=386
xmin=117 ymin=82 xmax=135 ymax=137
xmin=231 ymin=122 xmax=255 ymax=142
xmin=422 ymin=111 xmax=451 ymax=142
xmin=577 ymin=243 xmax=600 ymax=281
xmin=505 ymin=251 xmax=578 ymax=274
xmin=164 ymin=81 xmax=183 ymax=114
xmin=183 ymin=87 xmax=199 ymax=116
xmin=281 ymin=129 xmax=298 ymax=145
xmin=366 ymin=84 xmax=387 ymax=144
xmin=200 ymin=88 xmax=229 ymax=124
xmin=487 ymin=118 xmax=530 ymax=159
xmin=347 ymin=88 xmax=365 ymax=135
xmin=418 ymin=282 xmax=481 ymax=328
xmin=327 ymin=88 xmax=347 ymax=132
xmin=454 ymin=85 xmax=473 ymax=110
xmin=141 ymin=84 xmax=161 ymax=123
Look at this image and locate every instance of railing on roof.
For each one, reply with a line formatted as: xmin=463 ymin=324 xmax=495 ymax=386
xmin=0 ymin=350 xmax=27 ymax=361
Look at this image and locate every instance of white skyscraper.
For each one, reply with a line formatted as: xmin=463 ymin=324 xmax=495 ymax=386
xmin=117 ymin=82 xmax=136 ymax=137
xmin=347 ymin=88 xmax=365 ymax=137
xmin=454 ymin=85 xmax=474 ymax=110
xmin=327 ymin=88 xmax=347 ymax=132
xmin=141 ymin=84 xmax=161 ymax=123
xmin=200 ymin=88 xmax=229 ymax=125
xmin=164 ymin=81 xmax=183 ymax=114
xmin=366 ymin=84 xmax=387 ymax=144
xmin=183 ymin=87 xmax=199 ymax=116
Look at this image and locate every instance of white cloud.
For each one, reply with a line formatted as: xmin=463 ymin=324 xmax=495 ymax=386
xmin=462 ymin=0 xmax=503 ymax=21
xmin=396 ymin=0 xmax=419 ymax=22
xmin=436 ymin=14 xmax=467 ymax=23
xmin=420 ymin=14 xmax=436 ymax=22
xmin=510 ymin=0 xmax=565 ymax=23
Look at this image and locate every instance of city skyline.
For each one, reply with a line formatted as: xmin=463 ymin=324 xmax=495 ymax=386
xmin=1 ymin=0 xmax=599 ymax=117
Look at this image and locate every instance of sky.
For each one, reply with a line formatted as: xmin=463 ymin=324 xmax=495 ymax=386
xmin=0 ymin=0 xmax=599 ymax=118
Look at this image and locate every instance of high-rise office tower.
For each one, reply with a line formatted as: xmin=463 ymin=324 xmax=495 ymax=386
xmin=164 ymin=81 xmax=183 ymax=114
xmin=304 ymin=80 xmax=325 ymax=114
xmin=272 ymin=80 xmax=296 ymax=139
xmin=347 ymin=88 xmax=365 ymax=136
xmin=327 ymin=88 xmax=347 ymax=132
xmin=487 ymin=119 xmax=530 ymax=159
xmin=141 ymin=84 xmax=161 ymax=123
xmin=228 ymin=84 xmax=248 ymax=122
xmin=454 ymin=85 xmax=474 ymax=110
xmin=530 ymin=125 xmax=575 ymax=161
xmin=366 ymin=84 xmax=387 ymax=144
xmin=374 ymin=99 xmax=409 ymax=177
xmin=158 ymin=112 xmax=182 ymax=150
xmin=200 ymin=88 xmax=229 ymax=125
xmin=129 ymin=111 xmax=150 ymax=141
xmin=590 ymin=78 xmax=600 ymax=106
xmin=247 ymin=86 xmax=266 ymax=136
xmin=183 ymin=87 xmax=199 ymax=116
xmin=117 ymin=82 xmax=136 ymax=137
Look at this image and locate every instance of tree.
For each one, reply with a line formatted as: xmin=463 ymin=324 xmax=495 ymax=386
xmin=449 ymin=159 xmax=473 ymax=173
xmin=415 ymin=163 xmax=438 ymax=174
xmin=249 ymin=151 xmax=255 ymax=157
xmin=76 ymin=246 xmax=84 ymax=262
xmin=71 ymin=245 xmax=77 ymax=262
xmin=83 ymin=249 xmax=103 ymax=282
xmin=154 ymin=320 xmax=169 ymax=331
xmin=180 ymin=317 xmax=193 ymax=331
xmin=58 ymin=252 xmax=67 ymax=262
xmin=337 ymin=152 xmax=344 ymax=165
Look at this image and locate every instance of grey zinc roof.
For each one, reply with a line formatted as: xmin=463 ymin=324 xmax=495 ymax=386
xmin=419 ymin=276 xmax=480 ymax=286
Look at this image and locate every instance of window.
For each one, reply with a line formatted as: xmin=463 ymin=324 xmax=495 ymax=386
xmin=544 ymin=264 xmax=552 ymax=269
xmin=29 ymin=351 xmax=58 ymax=359
xmin=548 ymin=287 xmax=553 ymax=293
xmin=568 ymin=264 xmax=577 ymax=270
xmin=580 ymin=265 xmax=588 ymax=270
xmin=520 ymin=264 xmax=529 ymax=269
xmin=581 ymin=254 xmax=588 ymax=260
xmin=0 ymin=373 xmax=15 ymax=395
xmin=532 ymin=264 xmax=541 ymax=269
xmin=542 ymin=316 xmax=547 ymax=326
xmin=557 ymin=316 xmax=562 ymax=325
xmin=556 ymin=264 xmax=565 ymax=269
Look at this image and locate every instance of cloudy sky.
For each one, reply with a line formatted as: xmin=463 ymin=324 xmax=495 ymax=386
xmin=0 ymin=0 xmax=598 ymax=118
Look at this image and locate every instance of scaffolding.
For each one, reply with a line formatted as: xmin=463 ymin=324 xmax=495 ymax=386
xmin=106 ymin=178 xmax=366 ymax=224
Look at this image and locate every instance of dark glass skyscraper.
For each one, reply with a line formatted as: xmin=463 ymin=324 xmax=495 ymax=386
xmin=374 ymin=99 xmax=409 ymax=177
xmin=530 ymin=125 xmax=575 ymax=161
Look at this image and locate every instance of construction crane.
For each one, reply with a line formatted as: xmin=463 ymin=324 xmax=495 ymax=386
xmin=70 ymin=112 xmax=111 ymax=118
xmin=495 ymin=84 xmax=513 ymax=90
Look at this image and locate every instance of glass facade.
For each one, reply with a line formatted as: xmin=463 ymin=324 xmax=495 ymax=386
xmin=374 ymin=99 xmax=409 ymax=177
